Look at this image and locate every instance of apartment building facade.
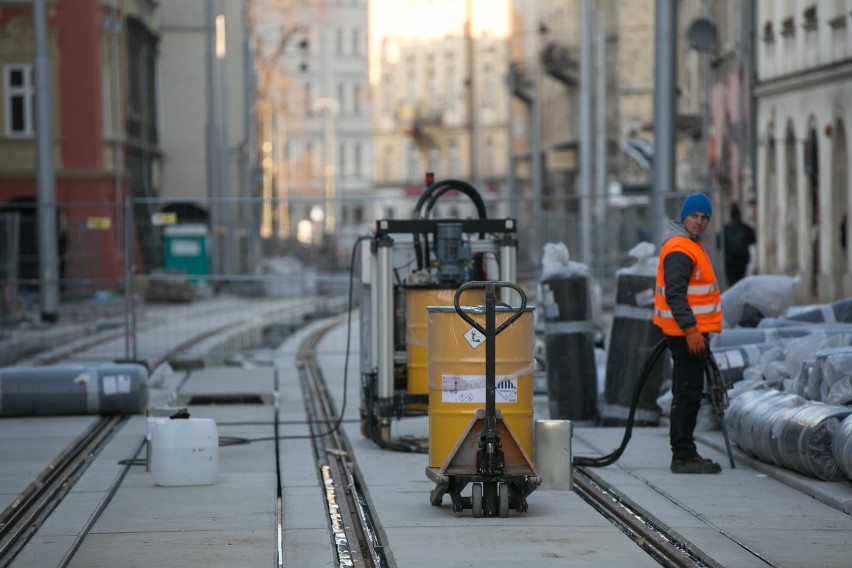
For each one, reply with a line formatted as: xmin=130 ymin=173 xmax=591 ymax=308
xmin=370 ymin=0 xmax=510 ymax=224
xmin=0 ymin=0 xmax=158 ymax=294
xmin=755 ymin=0 xmax=852 ymax=302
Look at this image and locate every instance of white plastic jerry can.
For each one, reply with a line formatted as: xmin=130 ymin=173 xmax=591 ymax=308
xmin=150 ymin=417 xmax=219 ymax=486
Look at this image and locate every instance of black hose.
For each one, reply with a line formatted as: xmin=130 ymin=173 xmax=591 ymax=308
xmin=572 ymin=338 xmax=668 ymax=467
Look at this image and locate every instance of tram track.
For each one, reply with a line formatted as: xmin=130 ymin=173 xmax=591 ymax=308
xmin=0 ymin=297 xmax=344 ymax=567
xmin=294 ymin=322 xmax=388 ymax=568
xmin=0 ymin=415 xmax=126 ymax=567
xmin=572 ymin=467 xmax=708 ymax=567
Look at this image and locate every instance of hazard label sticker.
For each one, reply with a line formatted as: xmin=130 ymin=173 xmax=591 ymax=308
xmin=463 ymin=327 xmax=485 ymax=349
xmin=441 ymin=374 xmax=518 ymax=403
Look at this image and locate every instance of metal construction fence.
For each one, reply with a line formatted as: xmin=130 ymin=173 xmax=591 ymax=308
xmin=0 ymin=188 xmax=716 ymax=350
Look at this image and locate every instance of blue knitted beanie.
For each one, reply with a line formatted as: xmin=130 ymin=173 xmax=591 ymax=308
xmin=679 ymin=193 xmax=712 ymax=220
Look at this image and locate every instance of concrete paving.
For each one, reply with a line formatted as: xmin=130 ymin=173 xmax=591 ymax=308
xmin=2 ymin=305 xmax=851 ymax=567
xmin=314 ymin=319 xmax=852 ymax=568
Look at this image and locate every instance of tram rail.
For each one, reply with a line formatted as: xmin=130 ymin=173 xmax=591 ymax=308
xmin=0 ymin=416 xmax=126 ymax=567
xmin=295 ymin=321 xmax=388 ymax=568
xmin=0 ymin=296 xmax=345 ymax=567
xmin=572 ymin=467 xmax=707 ymax=567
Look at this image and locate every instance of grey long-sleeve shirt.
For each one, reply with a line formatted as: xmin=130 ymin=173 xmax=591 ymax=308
xmin=660 ymin=221 xmax=704 ymax=333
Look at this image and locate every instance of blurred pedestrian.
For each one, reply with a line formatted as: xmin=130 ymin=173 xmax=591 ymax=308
xmin=653 ymin=193 xmax=723 ymax=474
xmin=722 ymin=203 xmax=756 ymax=287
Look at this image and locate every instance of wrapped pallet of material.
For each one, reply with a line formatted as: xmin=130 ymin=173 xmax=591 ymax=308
xmin=539 ymin=243 xmax=598 ymax=422
xmin=712 ymin=326 xmax=810 ymax=348
xmin=601 ymin=242 xmax=665 ymax=426
xmin=771 ymin=402 xmax=851 ymax=481
xmin=727 ymin=388 xmax=805 ymax=463
xmin=831 ymin=415 xmax=852 ymax=481
xmin=710 ymin=343 xmax=776 ymax=387
xmin=784 ymin=296 xmax=852 ymax=324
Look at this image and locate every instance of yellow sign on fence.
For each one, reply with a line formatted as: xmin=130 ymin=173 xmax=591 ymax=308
xmin=152 ymin=212 xmax=177 ymax=226
xmin=86 ymin=217 xmax=112 ymax=230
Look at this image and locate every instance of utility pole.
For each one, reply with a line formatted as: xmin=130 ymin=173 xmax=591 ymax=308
xmin=242 ymin=2 xmax=261 ymax=273
xmin=33 ymin=0 xmax=59 ymax=322
xmin=465 ymin=0 xmax=482 ymax=190
xmin=527 ymin=0 xmax=543 ymax=270
xmin=651 ymin=0 xmax=676 ymax=247
xmin=579 ymin=0 xmax=593 ymax=265
xmin=216 ymin=11 xmax=233 ymax=276
xmin=595 ymin=10 xmax=607 ymax=278
xmin=205 ymin=0 xmax=220 ymax=276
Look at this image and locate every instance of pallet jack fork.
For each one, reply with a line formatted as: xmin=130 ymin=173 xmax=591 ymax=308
xmin=426 ymin=281 xmax=541 ymax=517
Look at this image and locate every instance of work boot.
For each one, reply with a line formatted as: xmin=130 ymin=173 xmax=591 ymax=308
xmin=671 ymin=456 xmax=722 ymax=474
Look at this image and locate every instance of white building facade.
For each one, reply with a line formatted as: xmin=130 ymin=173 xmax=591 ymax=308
xmin=755 ymin=0 xmax=852 ymax=303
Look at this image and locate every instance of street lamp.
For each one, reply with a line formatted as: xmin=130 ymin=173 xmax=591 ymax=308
xmin=313 ymin=97 xmax=339 ymax=235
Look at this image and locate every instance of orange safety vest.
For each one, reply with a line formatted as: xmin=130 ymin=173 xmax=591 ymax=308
xmin=653 ymin=235 xmax=722 ymax=336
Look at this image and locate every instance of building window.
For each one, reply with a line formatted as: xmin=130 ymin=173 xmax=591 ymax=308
xmin=428 ymin=145 xmax=440 ymax=175
xmin=354 ymin=142 xmax=362 ymax=176
xmin=406 ymin=141 xmax=418 ymax=180
xmin=446 ymin=59 xmax=457 ymax=110
xmin=383 ymin=145 xmax=393 ymax=181
xmin=405 ymin=55 xmax=416 ymax=103
xmin=339 ymin=142 xmax=347 ymax=177
xmin=304 ymin=82 xmax=313 ymax=116
xmin=382 ymin=72 xmax=392 ymax=113
xmin=352 ymin=27 xmax=360 ymax=56
xmin=482 ymin=63 xmax=494 ymax=108
xmin=305 ymin=141 xmax=314 ymax=177
xmin=485 ymin=136 xmax=494 ymax=174
xmin=336 ymin=27 xmax=344 ymax=56
xmin=338 ymin=82 xmax=346 ymax=115
xmin=4 ymin=64 xmax=35 ymax=137
xmin=353 ymin=83 xmax=361 ymax=115
xmin=448 ymin=139 xmax=459 ymax=177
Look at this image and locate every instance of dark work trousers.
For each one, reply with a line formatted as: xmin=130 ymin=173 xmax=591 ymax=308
xmin=666 ymin=335 xmax=706 ymax=460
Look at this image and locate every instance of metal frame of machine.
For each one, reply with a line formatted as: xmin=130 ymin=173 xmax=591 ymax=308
xmin=357 ymin=178 xmax=518 ymax=450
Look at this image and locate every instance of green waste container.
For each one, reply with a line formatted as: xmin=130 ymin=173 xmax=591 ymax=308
xmin=163 ymin=224 xmax=209 ymax=279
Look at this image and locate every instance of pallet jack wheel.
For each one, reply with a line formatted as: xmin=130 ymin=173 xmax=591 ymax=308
xmin=498 ymin=484 xmax=509 ymax=518
xmin=471 ymin=483 xmax=483 ymax=518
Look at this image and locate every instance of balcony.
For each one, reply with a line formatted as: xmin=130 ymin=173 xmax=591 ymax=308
xmin=541 ymin=41 xmax=579 ymax=86
xmin=396 ymin=104 xmax=443 ymax=141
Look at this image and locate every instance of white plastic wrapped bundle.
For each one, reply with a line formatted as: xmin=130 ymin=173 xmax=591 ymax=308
xmin=727 ymin=389 xmax=805 ymax=463
xmin=720 ymin=275 xmax=799 ymax=328
xmin=770 ymin=403 xmax=851 ymax=481
xmin=809 ymin=347 xmax=852 ymax=405
xmin=831 ymin=415 xmax=852 ymax=481
xmin=785 ymin=359 xmax=814 ymax=398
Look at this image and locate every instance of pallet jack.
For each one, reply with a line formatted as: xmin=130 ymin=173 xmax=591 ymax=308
xmin=426 ymin=281 xmax=541 ymax=517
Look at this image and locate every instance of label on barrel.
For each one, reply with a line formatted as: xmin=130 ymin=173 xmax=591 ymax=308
xmin=441 ymin=374 xmax=518 ymax=403
xmin=463 ymin=328 xmax=485 ymax=349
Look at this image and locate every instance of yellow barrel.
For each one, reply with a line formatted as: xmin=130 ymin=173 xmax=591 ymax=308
xmin=427 ymin=305 xmax=535 ymax=468
xmin=406 ymin=288 xmax=483 ymax=410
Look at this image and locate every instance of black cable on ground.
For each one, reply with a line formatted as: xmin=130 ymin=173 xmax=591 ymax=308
xmin=573 ymin=338 xmax=668 ymax=467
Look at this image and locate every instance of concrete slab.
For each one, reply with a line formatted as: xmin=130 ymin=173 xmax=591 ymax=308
xmin=0 ymin=416 xmax=98 ymax=496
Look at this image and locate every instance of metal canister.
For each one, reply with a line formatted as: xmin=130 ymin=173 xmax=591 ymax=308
xmin=426 ymin=305 xmax=535 ymax=468
xmin=405 ymin=287 xmax=482 ymax=410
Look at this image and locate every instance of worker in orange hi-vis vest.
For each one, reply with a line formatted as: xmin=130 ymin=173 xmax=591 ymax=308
xmin=653 ymin=193 xmax=724 ymax=474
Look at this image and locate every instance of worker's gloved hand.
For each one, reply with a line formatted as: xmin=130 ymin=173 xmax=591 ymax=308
xmin=684 ymin=326 xmax=706 ymax=356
